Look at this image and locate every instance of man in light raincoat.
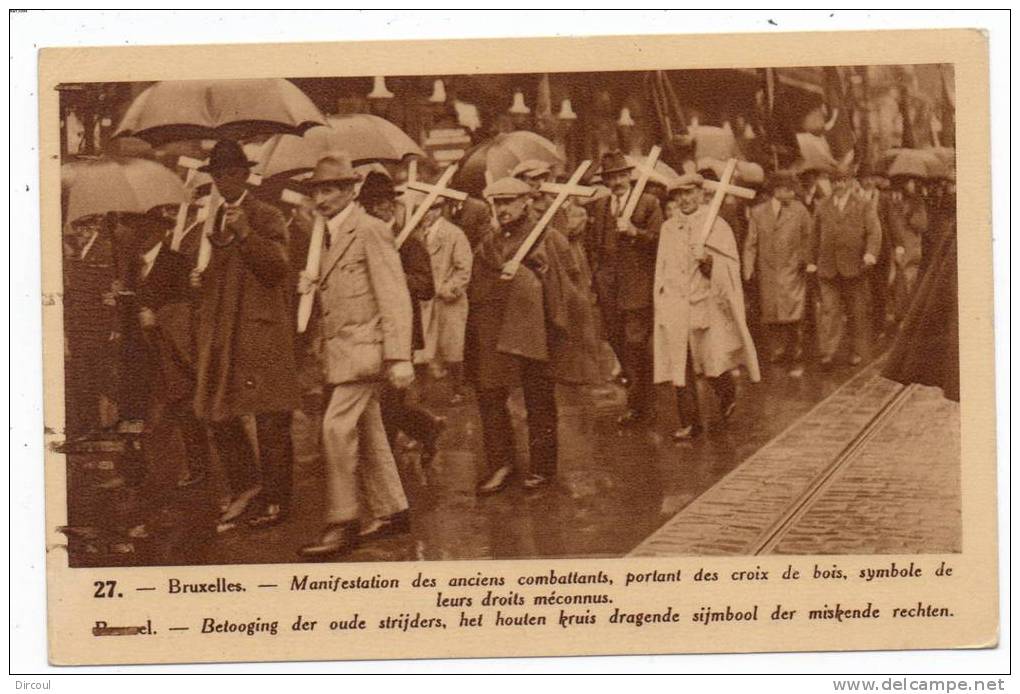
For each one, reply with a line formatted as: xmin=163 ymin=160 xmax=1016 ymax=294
xmin=653 ymin=174 xmax=760 ymax=441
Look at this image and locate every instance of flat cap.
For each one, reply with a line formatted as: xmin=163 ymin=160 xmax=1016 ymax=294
xmin=668 ymin=173 xmax=705 ymax=191
xmin=483 ymin=176 xmax=533 ymax=200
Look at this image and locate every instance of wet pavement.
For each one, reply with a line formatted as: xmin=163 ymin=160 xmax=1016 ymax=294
xmin=62 ymin=351 xmax=880 ymax=567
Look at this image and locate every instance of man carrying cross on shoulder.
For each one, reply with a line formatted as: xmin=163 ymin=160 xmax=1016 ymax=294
xmin=466 ymin=176 xmax=596 ymax=496
xmin=585 ymin=151 xmax=665 ymax=427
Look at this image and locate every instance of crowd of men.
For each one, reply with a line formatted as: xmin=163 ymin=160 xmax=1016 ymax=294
xmin=64 ymin=136 xmax=955 ymax=560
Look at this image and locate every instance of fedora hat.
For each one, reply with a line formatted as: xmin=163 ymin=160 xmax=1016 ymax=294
xmin=198 ymin=140 xmax=257 ymax=173
xmin=357 ymin=171 xmax=401 ymax=204
xmin=306 ymin=151 xmax=363 ymax=188
xmin=598 ymin=151 xmax=634 ymax=177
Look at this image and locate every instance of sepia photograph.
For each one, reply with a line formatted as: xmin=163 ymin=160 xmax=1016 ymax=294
xmin=55 ymin=60 xmax=962 ymax=568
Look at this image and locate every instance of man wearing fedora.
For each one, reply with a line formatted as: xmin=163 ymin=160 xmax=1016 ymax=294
xmin=809 ymin=165 xmax=883 ymax=368
xmin=191 ymin=140 xmax=299 ymax=529
xmin=358 ymin=170 xmax=447 ymax=467
xmin=585 ymin=151 xmax=664 ymax=426
xmin=296 ymin=153 xmax=414 ymax=559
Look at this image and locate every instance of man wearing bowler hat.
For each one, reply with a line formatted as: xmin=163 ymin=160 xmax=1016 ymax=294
xmin=296 ymin=152 xmax=414 ymax=558
xmin=585 ymin=151 xmax=664 ymax=426
xmin=191 ymin=140 xmax=299 ymax=529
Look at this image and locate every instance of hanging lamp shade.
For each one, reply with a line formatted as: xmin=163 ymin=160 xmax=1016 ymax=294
xmin=367 ymin=76 xmax=395 ymax=100
xmin=617 ymin=107 xmax=635 ymax=127
xmin=508 ymin=90 xmax=531 ymax=115
xmin=429 ymin=79 xmax=447 ymax=103
xmin=557 ymin=98 xmax=577 ymax=121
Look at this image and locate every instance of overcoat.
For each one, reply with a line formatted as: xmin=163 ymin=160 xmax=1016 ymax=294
xmin=316 ymin=204 xmax=412 ymax=385
xmin=193 ymin=194 xmax=300 ymax=422
xmin=464 ymin=213 xmax=599 ymax=390
xmin=653 ymin=208 xmax=761 ymax=387
xmin=743 ymin=199 xmax=813 ymax=324
xmin=422 ymin=217 xmax=472 ymax=362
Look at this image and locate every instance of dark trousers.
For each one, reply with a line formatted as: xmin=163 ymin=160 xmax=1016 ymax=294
xmin=380 ymin=385 xmax=437 ymax=449
xmin=604 ymin=304 xmax=654 ymax=416
xmin=767 ymin=321 xmax=803 ymax=362
xmin=164 ymin=396 xmax=210 ymax=475
xmin=818 ymin=274 xmax=871 ymax=361
xmin=477 ymin=360 xmax=557 ymax=477
xmin=210 ymin=411 xmax=293 ymax=510
xmin=675 ymin=361 xmax=736 ymax=429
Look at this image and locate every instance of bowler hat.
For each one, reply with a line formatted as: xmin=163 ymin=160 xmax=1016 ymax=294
xmin=598 ymin=151 xmax=634 ymax=177
xmin=306 ymin=151 xmax=362 ymax=188
xmin=358 ymin=171 xmax=401 ymax=204
xmin=198 ymin=140 xmax=257 ymax=173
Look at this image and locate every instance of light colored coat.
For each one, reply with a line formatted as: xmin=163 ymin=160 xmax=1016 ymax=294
xmin=743 ymin=198 xmax=813 ymax=324
xmin=317 ymin=204 xmax=412 ymax=385
xmin=422 ymin=217 xmax=472 ymax=363
xmin=653 ymin=208 xmax=761 ymax=387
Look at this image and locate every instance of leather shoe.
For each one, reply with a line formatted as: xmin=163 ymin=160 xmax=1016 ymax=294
xmin=420 ymin=416 xmax=447 ymax=468
xmin=359 ymin=510 xmax=411 ymax=540
xmin=247 ymin=503 xmax=285 ymax=529
xmin=477 ymin=466 xmax=513 ymax=496
xmin=671 ymin=424 xmax=703 ymax=442
xmin=616 ymin=409 xmax=645 ymax=427
xmin=298 ymin=522 xmax=360 ymax=560
xmin=523 ymin=473 xmax=552 ymax=490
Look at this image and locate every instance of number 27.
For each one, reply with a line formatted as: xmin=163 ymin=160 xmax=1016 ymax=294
xmin=93 ymin=580 xmax=117 ymax=598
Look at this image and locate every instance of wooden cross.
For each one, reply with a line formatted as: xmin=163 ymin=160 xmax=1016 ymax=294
xmin=293 ymin=200 xmax=357 ymax=334
xmin=500 ymin=159 xmax=593 ymax=280
xmin=405 ymin=160 xmax=468 ymax=207
xmin=694 ymin=158 xmax=737 ymax=258
xmin=538 ymin=178 xmax=597 ymax=199
xmin=395 ymin=163 xmax=459 ymax=250
xmin=619 ymin=145 xmax=662 ymax=225
xmin=702 ymin=177 xmax=756 ymax=200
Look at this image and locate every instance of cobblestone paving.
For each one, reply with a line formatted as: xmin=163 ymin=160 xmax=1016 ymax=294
xmin=771 ymin=383 xmax=961 ymax=554
xmin=629 ymin=367 xmax=912 ymax=557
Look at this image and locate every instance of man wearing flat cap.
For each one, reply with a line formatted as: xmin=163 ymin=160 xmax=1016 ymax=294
xmin=743 ymin=171 xmax=813 ymax=377
xmin=296 ymin=153 xmax=414 ymax=558
xmin=191 ymin=140 xmax=300 ymax=529
xmin=585 ymin=150 xmax=664 ymax=426
xmin=466 ymin=177 xmax=593 ymax=495
xmin=653 ymin=174 xmax=760 ymax=441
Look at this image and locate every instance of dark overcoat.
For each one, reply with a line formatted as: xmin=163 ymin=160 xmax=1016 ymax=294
xmin=193 ymin=194 xmax=300 ymax=422
xmin=584 ymin=191 xmax=664 ymax=313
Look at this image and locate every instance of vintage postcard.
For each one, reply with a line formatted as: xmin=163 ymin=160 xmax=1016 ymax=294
xmin=39 ymin=28 xmax=996 ymax=665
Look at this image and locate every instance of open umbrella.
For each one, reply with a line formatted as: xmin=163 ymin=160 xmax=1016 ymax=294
xmin=454 ymin=130 xmax=563 ymax=197
xmin=62 ymin=157 xmax=188 ymax=224
xmin=883 ymin=148 xmax=942 ymax=179
xmin=113 ymin=78 xmax=326 ymax=146
xmin=242 ymin=114 xmax=424 ymax=181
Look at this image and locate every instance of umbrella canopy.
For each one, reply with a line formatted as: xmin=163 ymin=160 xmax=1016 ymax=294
xmin=243 ymin=114 xmax=424 ymax=180
xmin=696 ymin=156 xmax=765 ymax=185
xmin=62 ymin=157 xmax=188 ymax=224
xmin=883 ymin=148 xmax=945 ymax=179
xmin=454 ymin=130 xmax=563 ymax=197
xmin=690 ymin=124 xmax=739 ymax=161
xmin=114 ymin=78 xmax=326 ymax=146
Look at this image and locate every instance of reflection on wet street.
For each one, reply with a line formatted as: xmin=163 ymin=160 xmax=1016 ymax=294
xmin=64 ymin=359 xmax=869 ymax=567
